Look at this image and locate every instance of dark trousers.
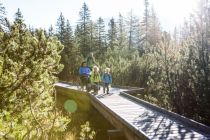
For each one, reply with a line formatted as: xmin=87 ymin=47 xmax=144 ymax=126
xmin=80 ymin=75 xmax=90 ymax=89
xmin=103 ymin=83 xmax=109 ymax=94
xmin=92 ymin=82 xmax=100 ymax=92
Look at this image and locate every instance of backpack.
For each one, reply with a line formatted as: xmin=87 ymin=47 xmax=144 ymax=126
xmin=103 ymin=73 xmax=111 ymax=82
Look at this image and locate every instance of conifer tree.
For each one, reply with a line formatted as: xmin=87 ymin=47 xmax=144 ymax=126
xmin=126 ymin=10 xmax=140 ymax=49
xmin=96 ymin=17 xmax=106 ymax=48
xmin=117 ymin=13 xmax=127 ymax=48
xmin=13 ymin=8 xmax=26 ymax=32
xmin=140 ymin=0 xmax=150 ymax=52
xmin=14 ymin=8 xmax=24 ymax=24
xmin=0 ymin=22 xmax=69 ymax=139
xmin=94 ymin=17 xmax=106 ymax=62
xmin=74 ymin=24 xmax=81 ymax=46
xmin=78 ymin=2 xmax=91 ymax=58
xmin=107 ymin=18 xmax=118 ymax=49
xmin=56 ymin=14 xmax=81 ymax=81
xmin=148 ymin=7 xmax=161 ymax=48
xmin=64 ymin=19 xmax=82 ymax=81
xmin=48 ymin=24 xmax=54 ymax=37
xmin=56 ymin=12 xmax=65 ymax=44
xmin=89 ymin=20 xmax=97 ymax=52
xmin=0 ymin=2 xmax=6 ymax=30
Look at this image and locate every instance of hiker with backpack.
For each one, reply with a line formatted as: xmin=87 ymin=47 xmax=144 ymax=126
xmin=90 ymin=65 xmax=101 ymax=95
xmin=79 ymin=61 xmax=91 ymax=91
xmin=102 ymin=68 xmax=112 ymax=94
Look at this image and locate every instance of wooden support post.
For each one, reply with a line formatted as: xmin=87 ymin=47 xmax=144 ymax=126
xmin=107 ymin=129 xmax=126 ymax=140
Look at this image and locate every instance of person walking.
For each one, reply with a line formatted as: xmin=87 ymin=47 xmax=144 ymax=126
xmin=102 ymin=68 xmax=112 ymax=94
xmin=90 ymin=66 xmax=101 ymax=94
xmin=79 ymin=61 xmax=91 ymax=91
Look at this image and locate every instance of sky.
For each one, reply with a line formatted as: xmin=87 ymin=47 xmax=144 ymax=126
xmin=2 ymin=0 xmax=199 ymax=32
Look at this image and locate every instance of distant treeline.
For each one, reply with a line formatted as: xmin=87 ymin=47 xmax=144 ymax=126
xmin=52 ymin=1 xmax=210 ymax=125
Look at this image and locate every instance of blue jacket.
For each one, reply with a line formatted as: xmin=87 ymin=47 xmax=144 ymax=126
xmin=102 ymin=73 xmax=112 ymax=84
xmin=79 ymin=67 xmax=91 ymax=76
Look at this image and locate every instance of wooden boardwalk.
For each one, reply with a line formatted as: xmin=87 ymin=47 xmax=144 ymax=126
xmin=55 ymin=82 xmax=210 ymax=140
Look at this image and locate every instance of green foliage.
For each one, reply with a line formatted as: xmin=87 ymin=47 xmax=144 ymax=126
xmin=0 ymin=2 xmax=6 ymax=31
xmin=126 ymin=10 xmax=140 ymax=49
xmin=78 ymin=2 xmax=92 ymax=58
xmin=146 ymin=23 xmax=210 ymax=124
xmin=56 ymin=14 xmax=82 ymax=82
xmin=14 ymin=8 xmax=24 ymax=25
xmin=107 ymin=18 xmax=118 ymax=49
xmin=0 ymin=22 xmax=70 ymax=139
xmin=117 ymin=14 xmax=127 ymax=48
xmin=80 ymin=121 xmax=96 ymax=140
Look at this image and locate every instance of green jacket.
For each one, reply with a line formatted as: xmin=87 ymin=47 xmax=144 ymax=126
xmin=87 ymin=56 xmax=95 ymax=69
xmin=90 ymin=72 xmax=101 ymax=83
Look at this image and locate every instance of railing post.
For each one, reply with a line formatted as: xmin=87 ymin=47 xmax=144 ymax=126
xmin=107 ymin=129 xmax=126 ymax=140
